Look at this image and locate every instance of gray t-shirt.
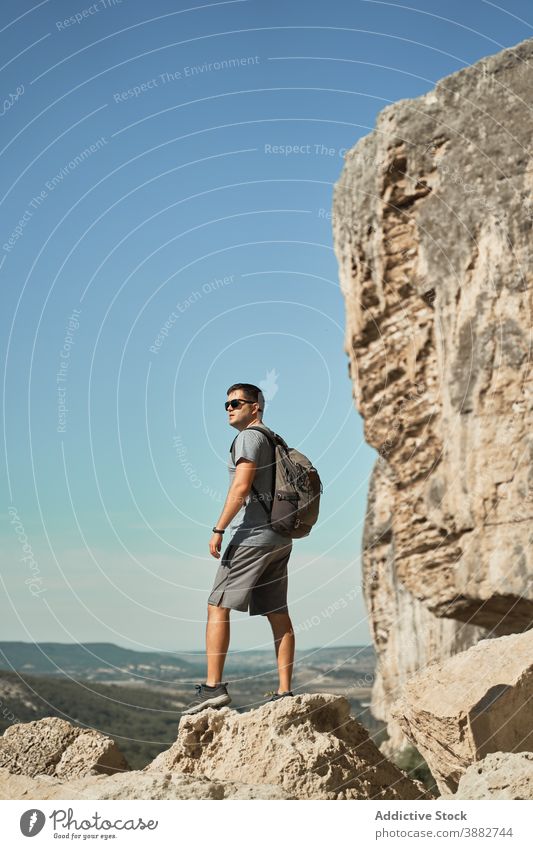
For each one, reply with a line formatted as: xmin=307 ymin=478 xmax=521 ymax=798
xmin=227 ymin=426 xmax=290 ymax=547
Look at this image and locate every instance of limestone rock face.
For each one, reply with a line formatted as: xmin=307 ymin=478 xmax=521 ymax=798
xmin=390 ymin=630 xmax=533 ymax=793
xmin=146 ymin=693 xmax=432 ymax=800
xmin=333 ymin=37 xmax=533 ymax=635
xmin=365 ymin=458 xmax=488 ymax=753
xmin=444 ymin=752 xmax=533 ymax=800
xmin=0 ymin=717 xmax=130 ymax=778
xmin=0 ymin=766 xmax=290 ymax=800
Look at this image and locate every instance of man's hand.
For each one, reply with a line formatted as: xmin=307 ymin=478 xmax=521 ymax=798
xmin=209 ymin=532 xmax=224 ymax=559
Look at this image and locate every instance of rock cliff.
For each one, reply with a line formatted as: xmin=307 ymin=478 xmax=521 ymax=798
xmin=333 ymin=37 xmax=533 ymax=747
xmin=363 ymin=457 xmax=487 ymax=753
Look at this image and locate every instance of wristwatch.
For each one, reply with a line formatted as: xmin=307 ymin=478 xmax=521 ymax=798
xmin=212 ymin=527 xmax=225 ymax=534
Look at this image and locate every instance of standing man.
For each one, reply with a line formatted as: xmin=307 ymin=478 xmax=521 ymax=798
xmin=181 ymin=383 xmax=295 ymax=716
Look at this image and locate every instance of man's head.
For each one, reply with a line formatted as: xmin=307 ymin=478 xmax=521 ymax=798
xmin=225 ymin=383 xmax=265 ymax=431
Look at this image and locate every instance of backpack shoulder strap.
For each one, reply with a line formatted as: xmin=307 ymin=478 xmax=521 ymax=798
xmin=244 ymin=424 xmax=288 ymax=450
xmin=230 ymin=425 xmax=284 ymax=457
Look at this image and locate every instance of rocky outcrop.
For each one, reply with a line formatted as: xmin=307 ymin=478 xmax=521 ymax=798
xmin=333 ymin=37 xmax=533 ymax=633
xmin=443 ymin=752 xmax=533 ymax=800
xmin=0 ymin=716 xmax=130 ymax=779
xmin=0 ymin=697 xmax=432 ymax=800
xmin=146 ymin=693 xmax=432 ymax=800
xmin=364 ymin=458 xmax=488 ymax=754
xmin=390 ymin=629 xmax=533 ymax=794
xmin=0 ymin=766 xmax=290 ymax=800
xmin=333 ymin=36 xmax=533 ymax=752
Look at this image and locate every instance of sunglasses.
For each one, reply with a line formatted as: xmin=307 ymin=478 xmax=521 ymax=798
xmin=224 ymin=398 xmax=255 ymax=411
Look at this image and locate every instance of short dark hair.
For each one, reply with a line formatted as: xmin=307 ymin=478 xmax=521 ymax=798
xmin=227 ymin=383 xmax=264 ymax=412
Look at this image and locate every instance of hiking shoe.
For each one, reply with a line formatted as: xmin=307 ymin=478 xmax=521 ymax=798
xmin=264 ymin=689 xmax=294 ymax=702
xmin=180 ymin=682 xmax=231 ymax=716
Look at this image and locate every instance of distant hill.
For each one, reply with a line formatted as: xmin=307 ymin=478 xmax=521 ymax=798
xmin=0 ymin=642 xmax=202 ymax=683
xmin=0 ymin=642 xmax=375 ymax=682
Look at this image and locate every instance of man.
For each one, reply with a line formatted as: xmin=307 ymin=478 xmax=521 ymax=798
xmin=181 ymin=382 xmax=295 ymax=716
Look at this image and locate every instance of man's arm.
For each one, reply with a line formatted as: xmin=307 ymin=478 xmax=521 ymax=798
xmin=209 ymin=459 xmax=257 ymax=558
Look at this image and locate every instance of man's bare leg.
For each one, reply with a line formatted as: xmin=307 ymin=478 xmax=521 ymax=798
xmin=267 ymin=611 xmax=295 ymax=693
xmin=206 ymin=603 xmax=231 ymax=686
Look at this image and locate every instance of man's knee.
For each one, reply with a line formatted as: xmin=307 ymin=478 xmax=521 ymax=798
xmin=208 ymin=602 xmax=230 ymax=617
xmin=267 ymin=610 xmax=293 ymax=632
xmin=267 ymin=610 xmax=291 ymax=620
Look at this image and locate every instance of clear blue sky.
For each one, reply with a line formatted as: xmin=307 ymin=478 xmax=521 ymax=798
xmin=1 ymin=0 xmax=531 ymax=653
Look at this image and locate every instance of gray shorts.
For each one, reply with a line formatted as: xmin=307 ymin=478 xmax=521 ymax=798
xmin=207 ymin=539 xmax=293 ymax=616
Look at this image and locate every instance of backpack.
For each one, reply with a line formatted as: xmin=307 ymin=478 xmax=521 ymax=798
xmin=230 ymin=424 xmax=323 ymax=539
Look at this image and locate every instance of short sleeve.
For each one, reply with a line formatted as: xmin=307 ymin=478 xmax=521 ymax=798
xmin=233 ymin=429 xmax=265 ymax=465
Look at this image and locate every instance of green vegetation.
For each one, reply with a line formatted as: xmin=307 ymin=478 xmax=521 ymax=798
xmin=392 ymin=744 xmax=438 ymax=794
xmin=0 ymin=670 xmax=183 ymax=769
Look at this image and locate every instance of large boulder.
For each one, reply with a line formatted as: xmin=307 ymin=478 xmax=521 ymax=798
xmin=391 ymin=630 xmax=533 ymax=793
xmin=146 ymin=693 xmax=433 ymax=800
xmin=444 ymin=752 xmax=533 ymax=800
xmin=0 ymin=716 xmax=130 ymax=778
xmin=333 ymin=37 xmax=533 ymax=637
